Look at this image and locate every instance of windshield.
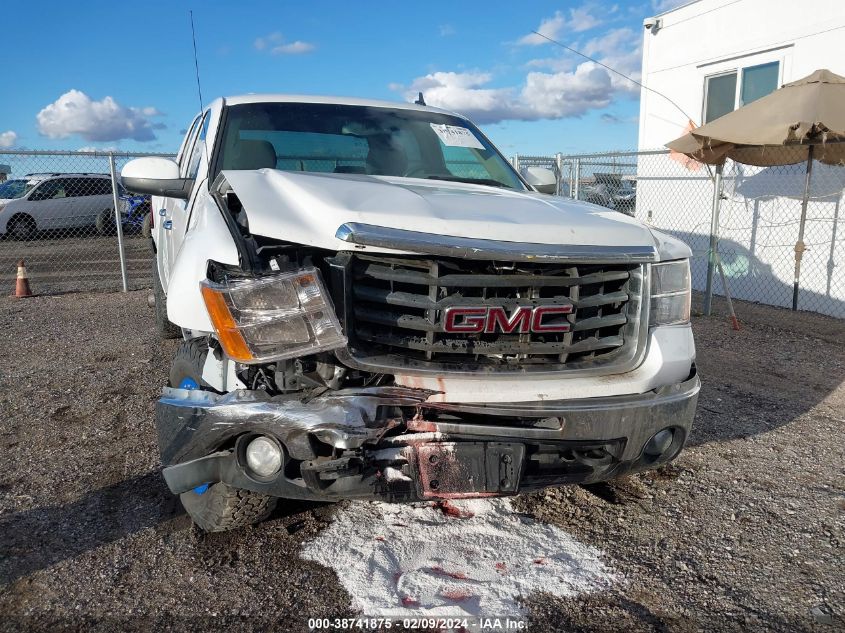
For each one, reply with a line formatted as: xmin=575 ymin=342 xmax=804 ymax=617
xmin=0 ymin=179 xmax=33 ymax=199
xmin=217 ymin=102 xmax=525 ymax=190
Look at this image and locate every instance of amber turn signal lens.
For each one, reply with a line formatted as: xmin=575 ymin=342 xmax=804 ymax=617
xmin=200 ymin=286 xmax=254 ymax=362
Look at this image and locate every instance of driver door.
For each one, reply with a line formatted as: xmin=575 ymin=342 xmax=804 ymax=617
xmin=161 ymin=112 xmax=208 ymax=284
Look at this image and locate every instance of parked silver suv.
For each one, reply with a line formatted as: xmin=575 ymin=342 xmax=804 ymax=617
xmin=0 ymin=173 xmax=120 ymax=239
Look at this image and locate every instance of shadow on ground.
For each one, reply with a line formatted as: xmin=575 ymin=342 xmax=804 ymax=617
xmin=0 ymin=471 xmax=330 ymax=586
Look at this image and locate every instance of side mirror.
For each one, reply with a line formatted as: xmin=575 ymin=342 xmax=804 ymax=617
xmin=520 ymin=166 xmax=557 ymax=194
xmin=121 ymin=157 xmax=194 ymax=200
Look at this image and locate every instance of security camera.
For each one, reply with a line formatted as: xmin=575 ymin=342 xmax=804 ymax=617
xmin=643 ymin=17 xmax=662 ymax=30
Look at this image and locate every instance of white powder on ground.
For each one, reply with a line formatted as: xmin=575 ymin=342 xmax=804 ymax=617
xmin=300 ymin=498 xmax=617 ymax=619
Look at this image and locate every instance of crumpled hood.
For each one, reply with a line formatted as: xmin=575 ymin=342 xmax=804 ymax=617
xmin=220 ymin=169 xmax=689 ymax=259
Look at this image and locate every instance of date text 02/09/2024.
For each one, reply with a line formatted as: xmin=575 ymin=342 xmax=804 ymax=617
xmin=306 ymin=617 xmax=528 ymax=630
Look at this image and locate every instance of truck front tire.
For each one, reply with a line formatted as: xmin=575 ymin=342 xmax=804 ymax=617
xmin=169 ymin=338 xmax=278 ymax=532
xmin=153 ymin=262 xmax=181 ymax=340
xmin=180 ymin=483 xmax=277 ymax=533
xmin=169 ymin=339 xmax=210 ymax=389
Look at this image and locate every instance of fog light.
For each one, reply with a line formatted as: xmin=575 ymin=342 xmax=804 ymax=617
xmin=245 ymin=436 xmax=283 ymax=477
xmin=644 ymin=429 xmax=674 ymax=457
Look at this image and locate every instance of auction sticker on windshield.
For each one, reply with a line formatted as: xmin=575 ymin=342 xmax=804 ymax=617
xmin=430 ymin=123 xmax=485 ymax=149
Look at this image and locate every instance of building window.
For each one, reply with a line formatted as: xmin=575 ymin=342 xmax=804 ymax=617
xmin=704 ymin=72 xmax=738 ymax=123
xmin=740 ymin=61 xmax=779 ymax=106
xmin=703 ymin=61 xmax=780 ymax=123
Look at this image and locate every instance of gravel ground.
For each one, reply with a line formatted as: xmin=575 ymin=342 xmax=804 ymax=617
xmin=0 ymin=290 xmax=842 ymax=632
xmin=0 ymin=233 xmax=152 ymax=295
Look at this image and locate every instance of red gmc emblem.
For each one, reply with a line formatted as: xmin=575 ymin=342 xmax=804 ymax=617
xmin=443 ymin=305 xmax=573 ymax=334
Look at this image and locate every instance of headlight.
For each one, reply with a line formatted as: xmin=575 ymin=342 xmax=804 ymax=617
xmin=200 ymin=267 xmax=347 ymax=363
xmin=649 ymin=259 xmax=691 ymax=326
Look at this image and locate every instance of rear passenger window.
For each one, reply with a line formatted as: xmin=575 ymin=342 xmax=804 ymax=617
xmin=88 ymin=178 xmax=113 ymax=196
xmin=67 ymin=178 xmax=102 ymax=197
xmin=64 ymin=179 xmax=83 ymax=197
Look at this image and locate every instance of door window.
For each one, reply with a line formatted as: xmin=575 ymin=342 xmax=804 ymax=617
xmin=30 ymin=179 xmax=68 ymax=201
xmin=183 ymin=111 xmax=210 ymax=179
xmin=177 ymin=114 xmax=202 ymax=167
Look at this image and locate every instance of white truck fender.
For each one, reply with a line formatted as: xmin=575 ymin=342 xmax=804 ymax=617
xmin=166 ymin=192 xmax=239 ymax=331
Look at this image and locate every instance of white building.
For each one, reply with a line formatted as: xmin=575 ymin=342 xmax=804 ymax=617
xmin=636 ymin=0 xmax=845 ymax=317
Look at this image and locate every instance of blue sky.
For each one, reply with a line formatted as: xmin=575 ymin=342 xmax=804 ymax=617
xmin=0 ymin=0 xmax=686 ymax=156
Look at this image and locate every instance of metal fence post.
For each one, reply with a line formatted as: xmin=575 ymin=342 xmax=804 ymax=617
xmin=555 ymin=153 xmax=563 ymax=196
xmin=573 ymin=159 xmax=582 ymax=201
xmin=703 ymin=162 xmax=724 ymax=316
xmin=792 ymin=145 xmax=814 ymax=311
xmin=108 ymin=153 xmax=129 ymax=292
xmin=512 ymin=154 xmax=520 ymax=173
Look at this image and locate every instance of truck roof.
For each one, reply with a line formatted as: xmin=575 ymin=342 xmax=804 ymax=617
xmin=221 ymin=94 xmax=459 ymax=117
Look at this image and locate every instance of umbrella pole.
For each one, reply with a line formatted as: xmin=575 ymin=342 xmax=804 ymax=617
xmin=703 ymin=162 xmax=724 ymax=316
xmin=792 ymin=145 xmax=814 ymax=310
xmin=716 ymin=254 xmax=741 ymax=331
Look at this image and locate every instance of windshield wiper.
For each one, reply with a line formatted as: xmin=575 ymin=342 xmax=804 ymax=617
xmin=424 ymin=175 xmax=514 ymax=189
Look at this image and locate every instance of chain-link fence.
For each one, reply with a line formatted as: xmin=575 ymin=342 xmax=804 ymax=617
xmin=0 ymin=150 xmax=174 ymax=295
xmin=3 ymin=147 xmax=842 ymax=318
xmin=513 ymin=148 xmax=845 ymax=319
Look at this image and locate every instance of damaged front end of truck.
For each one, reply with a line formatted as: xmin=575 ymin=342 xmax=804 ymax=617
xmin=158 ymin=375 xmax=699 ymax=503
xmin=154 ymin=171 xmax=699 ymax=509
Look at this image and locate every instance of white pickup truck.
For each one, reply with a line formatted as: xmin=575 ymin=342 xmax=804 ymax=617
xmin=122 ymin=95 xmax=699 ymax=532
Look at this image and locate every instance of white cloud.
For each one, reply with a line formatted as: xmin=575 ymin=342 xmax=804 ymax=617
xmin=403 ymin=72 xmax=520 ymax=123
xmin=0 ymin=130 xmax=17 ymax=148
xmin=272 ymin=41 xmax=315 ymax=54
xmin=518 ymin=4 xmax=603 ymax=45
xmin=255 ymin=32 xmax=315 ymax=55
xmin=518 ymin=11 xmax=566 ymax=45
xmin=520 ymin=63 xmax=615 ymax=118
xmin=600 ymin=113 xmax=637 ymax=124
xmin=439 ymin=23 xmax=456 ymax=37
xmin=399 ymin=26 xmax=641 ymax=125
xmin=254 ymin=32 xmax=282 ymax=50
xmin=77 ymin=145 xmax=119 ymax=153
xmin=652 ymin=0 xmax=689 ymax=11
xmin=36 ymin=90 xmax=164 ymax=142
xmin=400 ymin=65 xmax=617 ymax=124
xmin=582 ymin=27 xmax=642 ymax=94
xmin=568 ymin=5 xmax=603 ymax=32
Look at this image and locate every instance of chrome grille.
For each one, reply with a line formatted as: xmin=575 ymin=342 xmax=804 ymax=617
xmin=335 ymin=254 xmax=645 ymax=373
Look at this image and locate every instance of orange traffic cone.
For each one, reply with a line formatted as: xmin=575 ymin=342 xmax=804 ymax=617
xmin=14 ymin=260 xmax=33 ymax=298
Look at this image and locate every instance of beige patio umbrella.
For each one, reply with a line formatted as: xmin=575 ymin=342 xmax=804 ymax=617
xmin=667 ymin=69 xmax=845 ymax=310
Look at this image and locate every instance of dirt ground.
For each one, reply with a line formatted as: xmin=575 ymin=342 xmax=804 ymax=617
xmin=0 ymin=290 xmax=842 ymax=632
xmin=0 ymin=233 xmax=152 ymax=295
